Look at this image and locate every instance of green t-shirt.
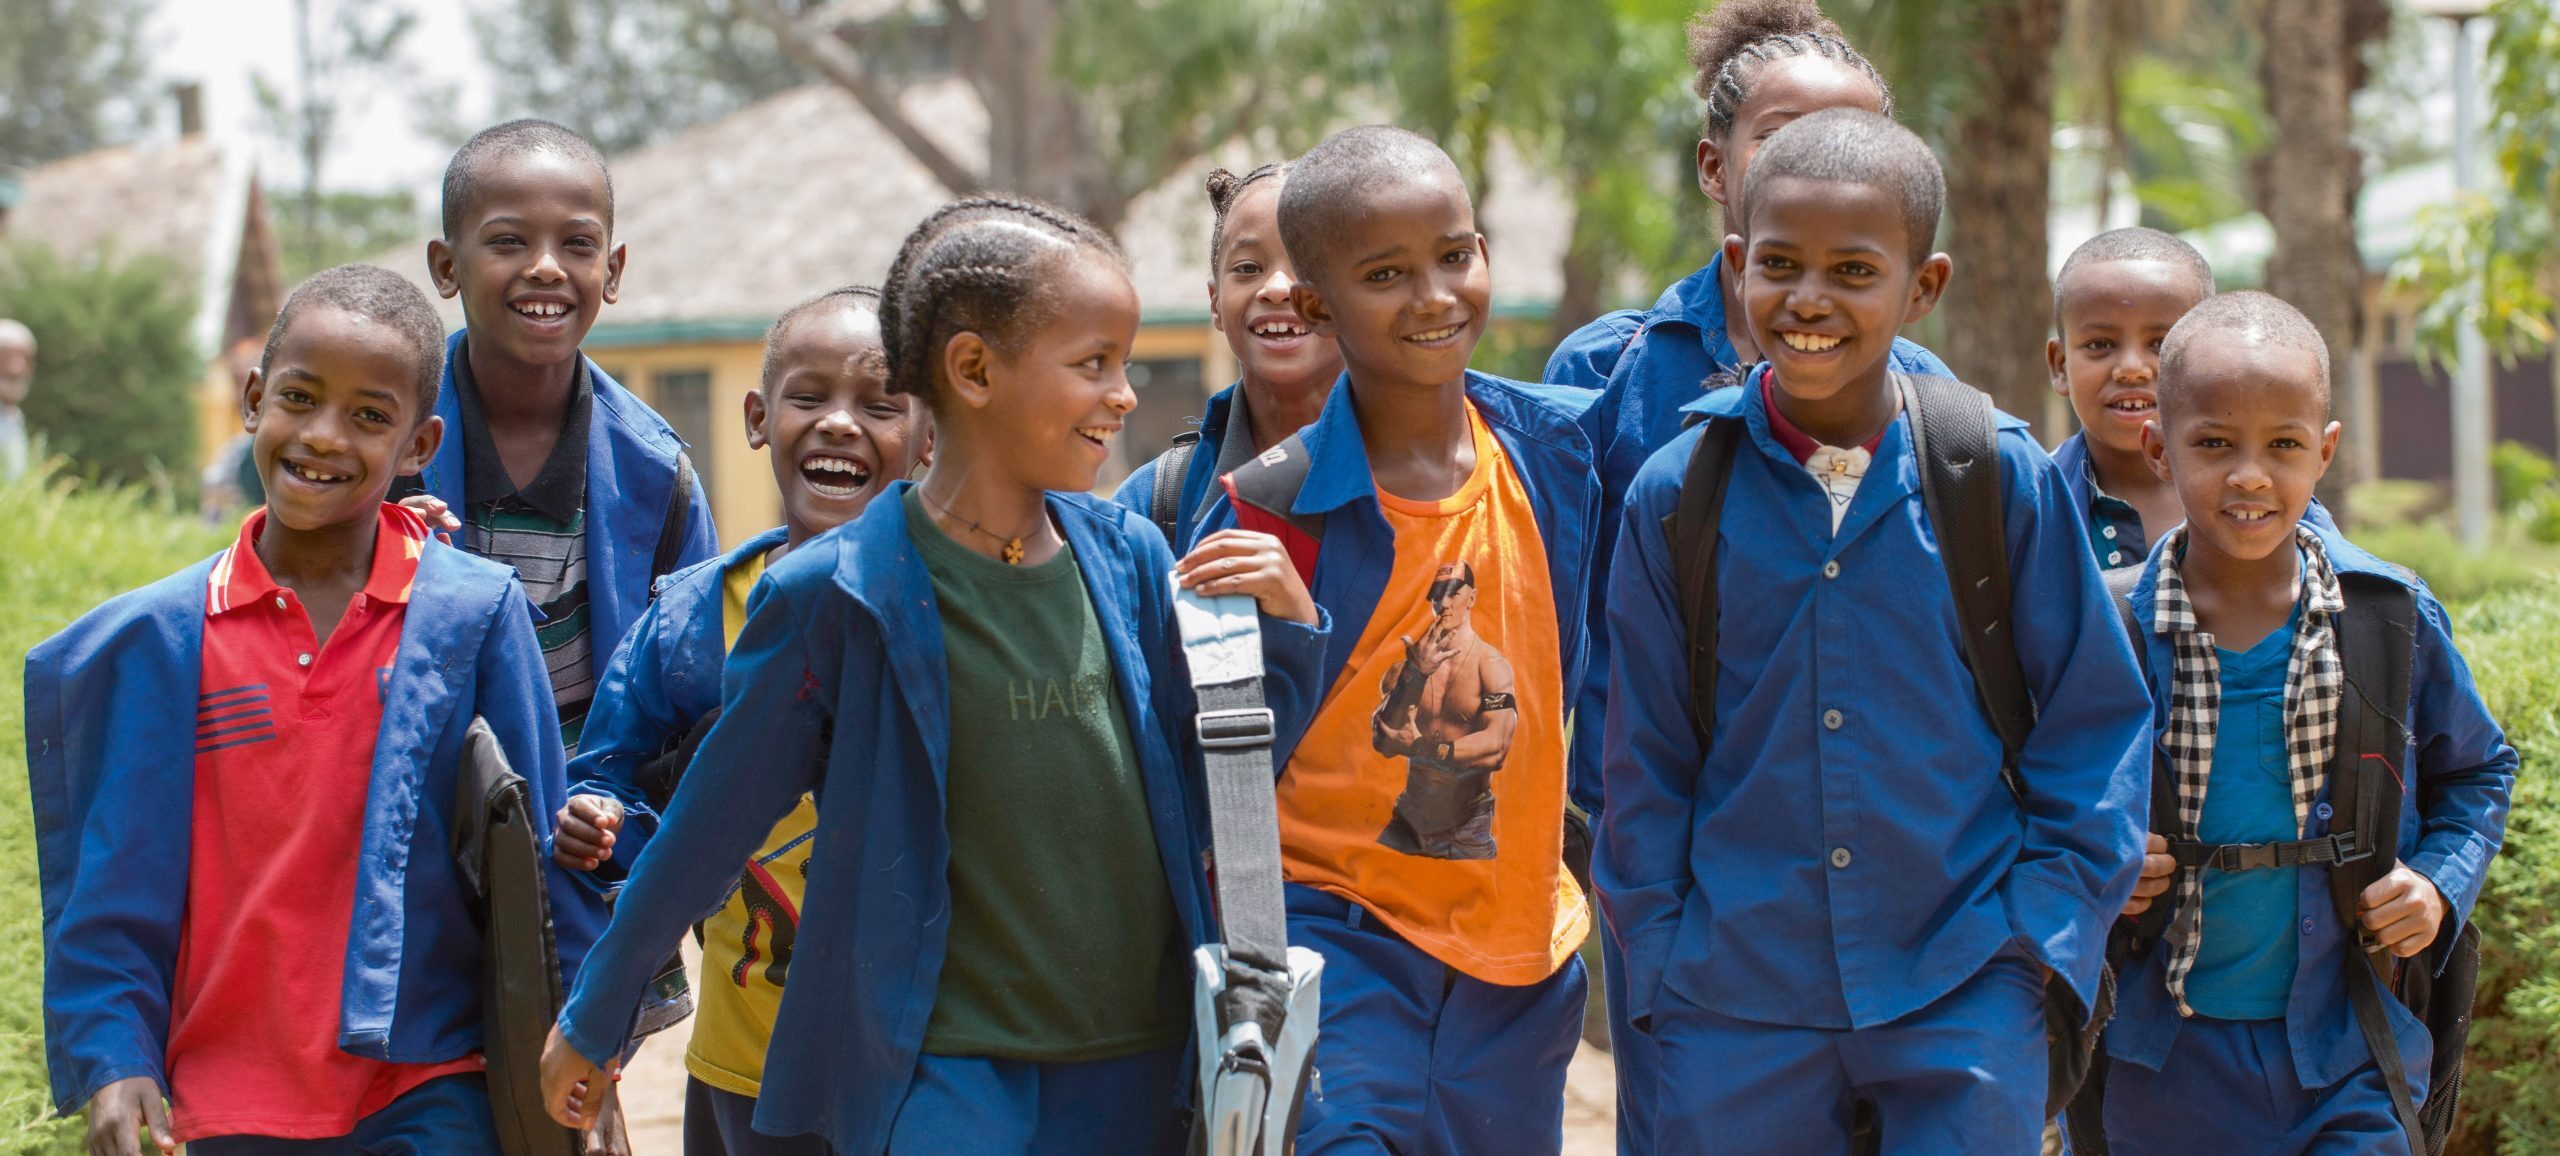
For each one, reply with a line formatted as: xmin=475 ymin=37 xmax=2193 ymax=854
xmin=907 ymin=493 xmax=1188 ymax=1061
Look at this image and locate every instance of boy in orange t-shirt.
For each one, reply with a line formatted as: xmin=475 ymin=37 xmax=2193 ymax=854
xmin=1198 ymin=125 xmax=1601 ymax=1153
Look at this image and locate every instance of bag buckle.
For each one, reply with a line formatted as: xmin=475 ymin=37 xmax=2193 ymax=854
xmin=1197 ymin=707 xmax=1277 ymax=750
xmin=2329 ymin=830 xmax=2374 ymax=865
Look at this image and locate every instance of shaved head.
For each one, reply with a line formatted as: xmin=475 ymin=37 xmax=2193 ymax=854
xmin=2160 ymin=290 xmax=2331 ymax=413
xmin=1278 ymin=125 xmax=1470 ymax=284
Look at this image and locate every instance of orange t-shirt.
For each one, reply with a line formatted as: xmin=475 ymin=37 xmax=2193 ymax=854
xmin=1277 ymin=404 xmax=1587 ymax=985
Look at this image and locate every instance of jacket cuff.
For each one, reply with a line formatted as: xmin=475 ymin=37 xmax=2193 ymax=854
xmin=1619 ymin=924 xmax=1677 ymax=1032
xmin=1259 ymin=607 xmax=1330 ymax=663
xmin=2405 ymin=853 xmax=2478 ymax=978
xmin=2004 ymin=871 xmax=2107 ymax=1012
xmin=61 ymin=1062 xmax=167 ymax=1120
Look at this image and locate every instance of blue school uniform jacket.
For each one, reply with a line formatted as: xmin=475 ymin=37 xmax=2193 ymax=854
xmin=2105 ymin=524 xmax=2514 ymax=1091
xmin=416 ymin=331 xmax=720 ymax=669
xmin=1191 ymin=370 xmax=1602 ymax=777
xmin=564 ymin=526 xmax=792 ymax=879
xmin=1113 ymin=383 xmax=1245 ymax=554
xmin=23 ymin=539 xmax=590 ymax=1115
xmin=1597 ymin=373 xmax=2152 ymax=1032
xmin=555 ymin=486 xmax=1328 ymax=1154
xmin=1545 ymin=256 xmax=1952 ymax=815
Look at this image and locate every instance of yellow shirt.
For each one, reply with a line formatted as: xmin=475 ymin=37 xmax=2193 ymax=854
xmin=684 ymin=548 xmax=822 ymax=1097
xmin=1276 ymin=404 xmax=1588 ymax=985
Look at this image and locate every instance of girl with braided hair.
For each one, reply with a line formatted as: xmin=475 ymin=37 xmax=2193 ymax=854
xmin=537 ymin=196 xmax=1329 ymax=1155
xmin=1116 ymin=162 xmax=1344 ymax=552
xmin=1536 ymin=3 xmax=1959 ymax=1152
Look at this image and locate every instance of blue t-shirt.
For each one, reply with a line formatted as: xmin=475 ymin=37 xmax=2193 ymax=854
xmin=2186 ymin=600 xmax=2304 ymax=1021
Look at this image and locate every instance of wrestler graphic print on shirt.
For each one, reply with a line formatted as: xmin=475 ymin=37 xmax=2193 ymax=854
xmin=1373 ymin=561 xmax=1520 ymax=860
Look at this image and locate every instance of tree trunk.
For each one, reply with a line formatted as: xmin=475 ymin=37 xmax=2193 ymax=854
xmin=2258 ymin=0 xmax=2386 ymax=510
xmin=970 ymin=0 xmax=1127 ymax=232
xmin=1547 ymin=198 xmax=1607 ymax=350
xmin=1939 ymin=0 xmax=2061 ymax=422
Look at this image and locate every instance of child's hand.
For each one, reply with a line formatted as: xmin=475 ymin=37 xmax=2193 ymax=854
xmin=578 ymin=1083 xmax=631 ymax=1156
xmin=397 ymin=494 xmax=462 ymax=542
xmin=2358 ymin=866 xmax=2450 ymax=958
xmin=2123 ymin=833 xmax=2175 ymax=917
xmin=540 ymin=1022 xmax=618 ymax=1130
xmin=1175 ymin=531 xmax=1318 ymax=625
xmin=83 ymin=1076 xmax=174 ymax=1156
xmin=553 ymin=795 xmax=625 ymax=871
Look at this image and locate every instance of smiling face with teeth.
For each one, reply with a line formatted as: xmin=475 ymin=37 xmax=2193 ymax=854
xmin=1728 ymin=175 xmax=1949 ymax=447
xmin=2049 ymin=259 xmax=2210 ymax=460
xmin=1210 ymin=179 xmax=1344 ymax=415
xmin=428 ymin=147 xmax=624 ymax=384
xmin=2144 ymin=337 xmax=2337 ymax=569
xmin=243 ymin=306 xmax=445 ymax=537
xmin=749 ymin=302 xmax=928 ymax=547
xmin=1289 ymin=168 xmax=1491 ymax=396
xmin=934 ymin=257 xmax=1142 ymax=498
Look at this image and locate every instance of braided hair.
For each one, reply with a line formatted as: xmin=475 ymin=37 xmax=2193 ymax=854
xmin=878 ymin=196 xmax=1125 ymax=408
xmin=760 ymin=285 xmax=885 ymax=389
xmin=1689 ymin=0 xmax=1892 ymax=141
xmin=1205 ymin=162 xmax=1288 ymax=268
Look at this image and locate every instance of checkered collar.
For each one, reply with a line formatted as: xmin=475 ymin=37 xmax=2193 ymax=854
xmin=2148 ymin=521 xmax=2347 ymax=1015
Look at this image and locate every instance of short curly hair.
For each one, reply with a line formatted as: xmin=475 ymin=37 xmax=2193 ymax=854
xmin=2160 ymin=290 xmax=2332 ymax=412
xmin=760 ymin=285 xmax=885 ymax=390
xmin=1277 ymin=126 xmax=1466 ymax=285
xmin=1688 ymin=0 xmax=1892 ymax=141
xmin=1741 ymin=107 xmax=1943 ymax=263
xmin=877 ymin=196 xmax=1125 ymax=408
xmin=258 ymin=263 xmax=449 ymax=416
xmin=440 ymin=119 xmax=614 ymax=241
xmin=2053 ymin=227 xmax=2217 ymax=332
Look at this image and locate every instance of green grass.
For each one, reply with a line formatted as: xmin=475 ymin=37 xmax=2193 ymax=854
xmin=0 ymin=469 xmax=225 ymax=1150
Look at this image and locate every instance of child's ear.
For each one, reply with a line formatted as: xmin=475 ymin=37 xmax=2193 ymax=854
xmin=943 ymin=332 xmax=996 ymax=410
xmin=2316 ymin=419 xmax=2342 ymax=475
xmin=1206 ymin=277 xmax=1226 ymax=335
xmin=400 ymin=414 xmax=445 ymax=477
xmin=1902 ymin=252 xmax=1954 ymax=325
xmin=426 ymin=239 xmax=460 ymax=300
xmin=2047 ymin=336 xmax=2069 ymax=397
xmin=240 ymin=366 xmax=266 ymax=431
xmin=743 ymin=389 xmax=770 ymax=451
xmin=1696 ymin=137 xmax=1729 ymax=205
xmin=1292 ymin=283 xmax=1334 ymax=337
xmin=1721 ymin=234 xmax=1746 ymax=280
xmin=602 ymin=242 xmax=626 ymax=305
xmin=2142 ymin=419 xmax=2172 ymax=482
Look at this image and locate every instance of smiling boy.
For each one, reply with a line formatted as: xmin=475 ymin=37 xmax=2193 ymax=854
xmin=550 ymin=287 xmax=927 ymax=1156
xmin=2046 ymin=228 xmax=2218 ymax=568
xmin=1192 ymin=125 xmax=1602 ymax=1154
xmin=406 ymin=119 xmax=717 ymax=757
xmin=1598 ymin=109 xmax=2150 ymax=1153
xmin=2096 ymin=293 xmax=2513 ymax=1156
xmin=27 ymin=265 xmax=588 ymax=1155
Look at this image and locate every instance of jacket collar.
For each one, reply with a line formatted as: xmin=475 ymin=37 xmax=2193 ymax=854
xmin=1290 ymin=369 xmax=1592 ymax=518
xmin=1647 ymin=255 xmax=1737 ymax=366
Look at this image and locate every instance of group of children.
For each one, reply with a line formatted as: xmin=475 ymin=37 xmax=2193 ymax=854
xmin=27 ymin=1 xmax=2516 ymax=1154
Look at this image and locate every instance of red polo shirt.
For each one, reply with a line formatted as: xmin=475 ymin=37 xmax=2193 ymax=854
xmin=164 ymin=504 xmax=480 ymax=1142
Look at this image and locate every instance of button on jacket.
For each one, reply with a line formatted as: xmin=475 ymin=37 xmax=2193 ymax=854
xmin=1598 ymin=374 xmax=2151 ymax=1032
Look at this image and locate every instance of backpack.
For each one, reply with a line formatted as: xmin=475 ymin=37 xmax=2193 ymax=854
xmin=1147 ymin=433 xmax=1204 ymax=546
xmin=2066 ymin=564 xmax=2478 ymax=1156
xmin=450 ymin=718 xmax=582 ymax=1156
xmin=1663 ymin=372 xmax=2108 ymax=1137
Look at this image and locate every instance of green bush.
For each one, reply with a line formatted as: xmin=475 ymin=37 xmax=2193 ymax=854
xmin=0 ymin=244 xmax=202 ymax=490
xmin=2448 ymin=584 xmax=2560 ymax=1155
xmin=0 ymin=467 xmax=224 ymax=1151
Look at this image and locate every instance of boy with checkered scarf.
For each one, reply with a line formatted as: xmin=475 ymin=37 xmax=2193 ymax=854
xmin=2097 ymin=292 xmax=2514 ymax=1155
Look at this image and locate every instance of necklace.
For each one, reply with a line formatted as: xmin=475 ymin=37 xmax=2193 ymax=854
xmin=924 ymin=490 xmax=1037 ymax=564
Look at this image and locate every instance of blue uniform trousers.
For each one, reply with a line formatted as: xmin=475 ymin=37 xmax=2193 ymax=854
xmin=188 ymin=1074 xmax=499 ymax=1155
xmin=685 ymin=1077 xmax=831 ymax=1156
xmin=1651 ymin=949 xmax=2048 ymax=1155
xmin=881 ymin=1045 xmax=1185 ymax=1156
xmin=1287 ymin=885 xmax=1589 ymax=1156
xmin=2103 ymin=1016 xmax=2416 ymax=1156
xmin=1596 ymin=923 xmax=1661 ymax=1155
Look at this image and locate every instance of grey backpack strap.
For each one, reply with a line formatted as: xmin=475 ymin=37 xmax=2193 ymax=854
xmin=1900 ymin=373 xmax=2033 ymax=794
xmin=1174 ymin=586 xmax=1319 ymax=1155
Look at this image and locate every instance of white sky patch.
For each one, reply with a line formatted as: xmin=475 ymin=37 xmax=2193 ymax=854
xmin=148 ymin=0 xmax=497 ymax=200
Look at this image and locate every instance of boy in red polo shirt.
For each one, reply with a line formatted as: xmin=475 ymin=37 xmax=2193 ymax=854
xmin=27 ymin=264 xmax=587 ymax=1155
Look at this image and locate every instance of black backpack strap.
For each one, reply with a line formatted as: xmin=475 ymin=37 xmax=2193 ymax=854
xmin=1148 ymin=434 xmax=1201 ymax=546
xmin=1900 ymin=373 xmax=2035 ymax=795
xmin=650 ymin=450 xmax=697 ymax=601
xmin=1663 ymin=418 xmax=1744 ymax=746
xmin=2325 ymin=573 xmax=2426 ymax=1151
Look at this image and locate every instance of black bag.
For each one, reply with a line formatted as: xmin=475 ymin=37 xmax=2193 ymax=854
xmin=2069 ymin=559 xmax=2478 ymax=1156
xmin=1664 ymin=373 xmax=2108 ymax=1136
xmin=1149 ymin=433 xmax=1203 ymax=546
xmin=451 ymin=717 xmax=582 ymax=1156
